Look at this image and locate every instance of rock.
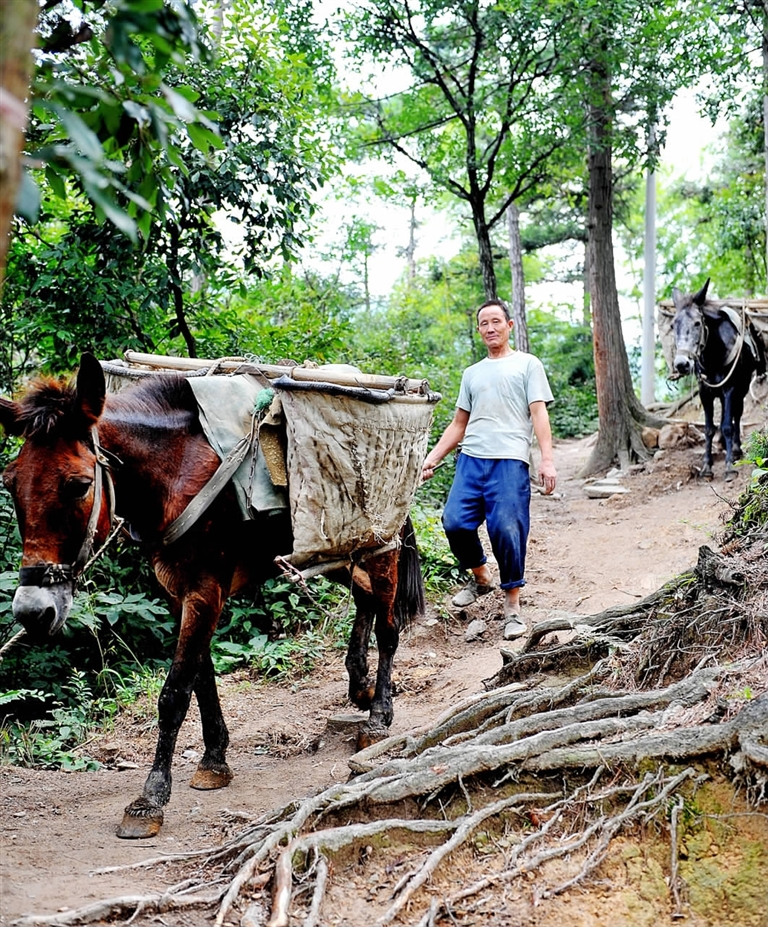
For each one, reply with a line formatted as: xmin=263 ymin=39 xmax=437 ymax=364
xmin=326 ymin=714 xmax=363 ymax=732
xmin=658 ymin=421 xmax=703 ymax=449
xmin=642 ymin=426 xmax=660 ymax=448
xmin=584 ymin=482 xmax=629 ymax=499
xmin=464 ymin=618 xmax=487 ymax=641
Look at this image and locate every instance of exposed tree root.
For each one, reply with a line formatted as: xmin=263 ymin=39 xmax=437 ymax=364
xmin=13 ymin=534 xmax=768 ymax=927
xmin=11 ymin=888 xmax=224 ymax=927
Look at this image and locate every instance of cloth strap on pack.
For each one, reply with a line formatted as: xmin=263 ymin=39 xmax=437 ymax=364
xmin=162 ymin=434 xmax=252 ymax=546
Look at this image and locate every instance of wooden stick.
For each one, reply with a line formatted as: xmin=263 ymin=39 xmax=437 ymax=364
xmin=120 ymin=352 xmax=432 ymax=395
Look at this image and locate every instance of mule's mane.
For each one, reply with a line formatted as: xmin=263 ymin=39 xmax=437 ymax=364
xmin=108 ymin=375 xmax=197 ymax=420
xmin=18 ymin=373 xmax=196 ymax=439
xmin=17 ymin=378 xmax=79 ymax=439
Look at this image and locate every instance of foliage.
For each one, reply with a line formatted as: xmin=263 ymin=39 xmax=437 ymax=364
xmin=339 ymin=0 xmax=584 ymax=297
xmin=210 ymin=577 xmax=352 ymax=679
xmin=409 ymin=502 xmax=462 ymax=596
xmin=648 ymin=94 xmax=766 ymax=300
xmin=720 ymin=430 xmax=768 ymax=539
xmin=0 ymin=671 xmax=105 ymax=771
xmin=528 ymin=308 xmax=599 ymax=438
xmin=4 ymin=0 xmax=340 ymax=383
xmin=28 ymin=0 xmax=216 ymax=240
xmin=208 ymin=268 xmax=356 ymax=364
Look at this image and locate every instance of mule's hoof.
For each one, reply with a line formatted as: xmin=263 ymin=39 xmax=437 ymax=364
xmin=725 ymin=467 xmax=737 ymax=482
xmin=356 ymin=722 xmax=388 ymax=752
xmin=117 ymin=799 xmax=163 ymax=839
xmin=349 ymin=680 xmax=375 ymax=712
xmin=189 ymin=763 xmax=234 ymax=791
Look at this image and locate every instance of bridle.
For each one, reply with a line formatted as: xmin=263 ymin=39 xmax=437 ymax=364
xmin=17 ymin=426 xmax=117 ymax=590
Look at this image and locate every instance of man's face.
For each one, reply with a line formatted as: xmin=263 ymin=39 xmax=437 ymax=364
xmin=477 ymin=305 xmax=513 ymax=350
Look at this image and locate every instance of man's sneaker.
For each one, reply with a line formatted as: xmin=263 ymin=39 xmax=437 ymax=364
xmin=503 ymin=615 xmax=527 ymax=640
xmin=451 ymin=579 xmax=494 ymax=608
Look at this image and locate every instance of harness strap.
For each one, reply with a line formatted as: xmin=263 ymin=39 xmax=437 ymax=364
xmin=162 ymin=433 xmax=253 ymax=546
xmin=18 ymin=564 xmax=74 ymax=587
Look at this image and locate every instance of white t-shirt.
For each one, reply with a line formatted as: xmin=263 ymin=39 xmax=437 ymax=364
xmin=456 ymin=352 xmax=554 ymax=461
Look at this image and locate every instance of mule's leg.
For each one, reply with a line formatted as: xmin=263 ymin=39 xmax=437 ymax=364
xmin=730 ymin=385 xmax=746 ymax=461
xmin=346 ymin=590 xmax=375 ymax=711
xmin=700 ymin=387 xmax=716 ymax=478
xmin=720 ymin=388 xmax=738 ymax=481
xmin=189 ymin=651 xmax=234 ymax=791
xmin=117 ymin=582 xmax=225 ymax=839
xmin=356 ymin=551 xmax=400 ymax=751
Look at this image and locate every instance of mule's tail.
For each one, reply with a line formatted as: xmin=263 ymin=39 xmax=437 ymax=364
xmin=751 ymin=319 xmax=767 ymax=378
xmin=394 ymin=514 xmax=425 ymax=628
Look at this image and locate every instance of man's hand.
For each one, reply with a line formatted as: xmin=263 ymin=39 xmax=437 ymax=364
xmin=538 ymin=459 xmax=557 ymax=495
xmin=421 ymin=458 xmax=440 ymax=482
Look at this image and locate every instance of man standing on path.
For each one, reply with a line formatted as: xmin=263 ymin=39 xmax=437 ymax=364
xmin=421 ymin=298 xmax=557 ymax=639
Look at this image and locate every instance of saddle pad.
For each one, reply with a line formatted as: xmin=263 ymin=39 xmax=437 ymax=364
xmin=189 ymin=375 xmax=288 ymax=517
xmin=721 ymin=306 xmax=761 ymax=364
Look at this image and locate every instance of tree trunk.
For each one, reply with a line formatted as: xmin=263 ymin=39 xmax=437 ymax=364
xmin=405 ymin=198 xmax=417 ymax=286
xmin=580 ymin=70 xmax=661 ymax=477
xmin=506 ymin=203 xmax=529 ymax=353
xmin=582 ymin=239 xmax=591 ymax=326
xmin=168 ymin=223 xmax=197 ymax=357
xmin=0 ymin=0 xmax=37 ymax=299
xmin=471 ymin=202 xmax=497 ymax=299
xmin=762 ymin=2 xmax=768 ymax=282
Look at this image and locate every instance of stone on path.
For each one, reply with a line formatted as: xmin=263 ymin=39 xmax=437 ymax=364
xmin=464 ymin=618 xmax=487 ymax=642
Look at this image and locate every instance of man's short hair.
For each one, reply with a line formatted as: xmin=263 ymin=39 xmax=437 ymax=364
xmin=476 ymin=298 xmax=511 ymax=322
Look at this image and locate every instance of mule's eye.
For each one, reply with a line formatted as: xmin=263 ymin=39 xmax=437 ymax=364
xmin=63 ymin=477 xmax=93 ymax=500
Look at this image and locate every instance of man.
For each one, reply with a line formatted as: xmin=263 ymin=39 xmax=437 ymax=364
xmin=421 ymin=298 xmax=557 ymax=639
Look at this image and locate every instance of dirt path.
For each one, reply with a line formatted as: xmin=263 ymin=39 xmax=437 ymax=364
xmin=0 ymin=435 xmax=749 ymax=925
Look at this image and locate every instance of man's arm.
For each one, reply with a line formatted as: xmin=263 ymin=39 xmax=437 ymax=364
xmin=421 ymin=408 xmax=470 ymax=481
xmin=530 ymin=400 xmax=557 ymax=494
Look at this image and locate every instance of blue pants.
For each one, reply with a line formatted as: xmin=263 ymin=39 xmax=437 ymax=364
xmin=442 ymin=455 xmax=531 ymax=590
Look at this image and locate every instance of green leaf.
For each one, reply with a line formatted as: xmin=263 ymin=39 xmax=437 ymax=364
xmin=160 ymin=84 xmax=198 ymax=123
xmin=54 ymin=108 xmax=105 ymax=161
xmin=122 ymin=101 xmax=152 ymax=129
xmin=187 ymin=123 xmax=225 ymax=153
xmin=16 ymin=171 xmax=40 ymax=223
xmin=82 ymin=182 xmax=138 ymax=241
xmin=44 ymin=165 xmax=67 ymax=199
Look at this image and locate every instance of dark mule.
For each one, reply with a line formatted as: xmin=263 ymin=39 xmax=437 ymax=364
xmin=672 ymin=278 xmax=765 ymax=480
xmin=0 ymin=353 xmax=425 ymax=838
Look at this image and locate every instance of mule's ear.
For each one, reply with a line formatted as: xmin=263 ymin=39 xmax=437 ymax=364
xmin=672 ymin=287 xmax=682 ymax=309
xmin=75 ymin=352 xmax=106 ymax=426
xmin=0 ymin=397 xmax=24 ymax=436
xmin=692 ymin=278 xmax=710 ymax=306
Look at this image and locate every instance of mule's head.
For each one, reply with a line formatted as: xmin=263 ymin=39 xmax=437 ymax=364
xmin=671 ymin=278 xmax=710 ymax=376
xmin=0 ymin=353 xmax=109 ymax=639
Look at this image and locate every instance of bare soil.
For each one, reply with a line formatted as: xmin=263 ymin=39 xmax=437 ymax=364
xmin=0 ymin=432 xmax=762 ymax=926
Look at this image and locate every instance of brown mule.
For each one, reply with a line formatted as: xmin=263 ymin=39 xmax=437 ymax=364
xmin=0 ymin=354 xmax=425 ymax=837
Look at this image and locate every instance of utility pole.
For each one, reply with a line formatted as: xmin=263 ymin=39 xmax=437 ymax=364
xmin=641 ymin=157 xmax=657 ymax=406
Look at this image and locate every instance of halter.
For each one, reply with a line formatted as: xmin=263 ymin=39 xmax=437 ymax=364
xmin=17 ymin=426 xmax=116 ymax=589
